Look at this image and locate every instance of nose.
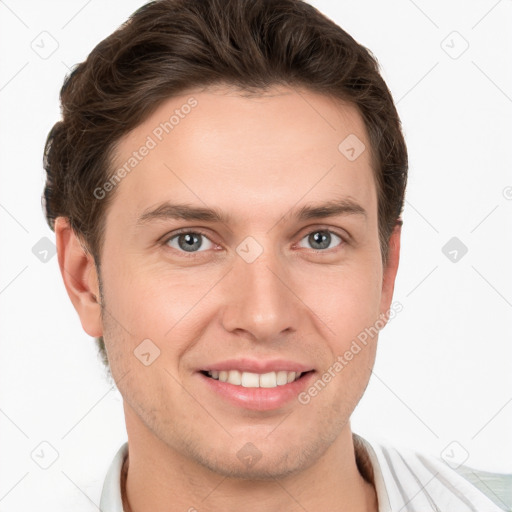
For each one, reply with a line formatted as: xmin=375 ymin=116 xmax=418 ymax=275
xmin=220 ymin=244 xmax=303 ymax=343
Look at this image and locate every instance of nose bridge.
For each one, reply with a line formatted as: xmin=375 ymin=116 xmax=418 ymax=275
xmin=221 ymin=240 xmax=299 ymax=340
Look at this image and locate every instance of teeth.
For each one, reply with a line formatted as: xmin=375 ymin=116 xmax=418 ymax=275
xmin=227 ymin=370 xmax=242 ymax=385
xmin=276 ymin=371 xmax=288 ymax=385
xmin=241 ymin=372 xmax=260 ymax=388
xmin=259 ymin=372 xmax=277 ymax=388
xmin=207 ymin=370 xmax=303 ymax=388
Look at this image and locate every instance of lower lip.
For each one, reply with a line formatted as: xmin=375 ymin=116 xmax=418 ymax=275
xmin=198 ymin=371 xmax=316 ymax=411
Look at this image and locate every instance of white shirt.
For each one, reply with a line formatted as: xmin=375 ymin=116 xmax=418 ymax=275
xmin=99 ymin=434 xmax=507 ymax=511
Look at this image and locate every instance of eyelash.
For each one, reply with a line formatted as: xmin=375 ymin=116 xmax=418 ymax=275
xmin=161 ymin=227 xmax=348 ymax=258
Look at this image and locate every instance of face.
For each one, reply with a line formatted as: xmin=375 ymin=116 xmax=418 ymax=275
xmin=84 ymin=85 xmax=399 ymax=478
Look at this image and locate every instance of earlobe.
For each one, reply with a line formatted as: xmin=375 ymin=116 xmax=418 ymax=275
xmin=55 ymin=217 xmax=103 ymax=337
xmin=380 ymin=222 xmax=402 ymax=319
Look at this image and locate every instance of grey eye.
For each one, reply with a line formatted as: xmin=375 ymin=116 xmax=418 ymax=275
xmin=166 ymin=232 xmax=214 ymax=252
xmin=298 ymin=230 xmax=342 ymax=251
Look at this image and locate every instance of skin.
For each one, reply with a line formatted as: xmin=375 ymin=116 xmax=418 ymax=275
xmin=56 ymin=84 xmax=401 ymax=512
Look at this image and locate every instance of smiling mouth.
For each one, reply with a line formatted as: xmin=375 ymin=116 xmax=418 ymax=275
xmin=200 ymin=370 xmax=313 ymax=388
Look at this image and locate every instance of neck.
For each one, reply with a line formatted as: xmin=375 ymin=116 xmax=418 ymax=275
xmin=121 ymin=413 xmax=377 ymax=512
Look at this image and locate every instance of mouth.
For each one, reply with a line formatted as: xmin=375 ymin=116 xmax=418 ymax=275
xmin=198 ymin=368 xmax=316 ymax=411
xmin=200 ymin=369 xmax=311 ymax=388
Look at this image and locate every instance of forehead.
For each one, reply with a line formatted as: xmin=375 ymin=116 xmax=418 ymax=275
xmin=108 ymin=85 xmax=376 ymax=228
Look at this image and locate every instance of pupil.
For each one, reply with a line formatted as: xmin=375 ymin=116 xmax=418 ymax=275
xmin=310 ymin=231 xmax=330 ymax=250
xmin=179 ymin=233 xmax=202 ymax=252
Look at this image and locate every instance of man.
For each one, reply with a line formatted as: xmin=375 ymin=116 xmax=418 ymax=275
xmin=43 ymin=0 xmax=508 ymax=510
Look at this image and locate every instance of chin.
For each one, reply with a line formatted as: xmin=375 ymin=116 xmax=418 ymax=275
xmin=182 ymin=431 xmax=332 ymax=481
xmin=195 ymin=451 xmax=308 ymax=480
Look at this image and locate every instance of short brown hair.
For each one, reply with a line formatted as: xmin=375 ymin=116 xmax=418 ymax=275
xmin=43 ymin=0 xmax=407 ymax=366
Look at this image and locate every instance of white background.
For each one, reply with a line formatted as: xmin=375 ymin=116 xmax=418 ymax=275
xmin=1 ymin=0 xmax=511 ymax=510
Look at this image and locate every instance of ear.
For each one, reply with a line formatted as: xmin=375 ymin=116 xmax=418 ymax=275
xmin=379 ymin=221 xmax=402 ymax=317
xmin=54 ymin=217 xmax=103 ymax=337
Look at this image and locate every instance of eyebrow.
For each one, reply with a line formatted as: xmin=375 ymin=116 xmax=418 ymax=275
xmin=135 ymin=197 xmax=367 ymax=226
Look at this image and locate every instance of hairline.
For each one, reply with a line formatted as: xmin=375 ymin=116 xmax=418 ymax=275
xmin=89 ymin=83 xmax=385 ymax=267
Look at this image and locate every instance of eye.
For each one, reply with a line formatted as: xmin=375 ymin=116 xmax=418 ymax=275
xmin=165 ymin=231 xmax=215 ymax=253
xmin=297 ymin=229 xmax=343 ymax=251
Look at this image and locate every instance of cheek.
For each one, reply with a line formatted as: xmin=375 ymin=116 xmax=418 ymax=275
xmin=297 ymin=262 xmax=383 ymax=345
xmin=298 ymin=268 xmax=382 ymax=409
xmin=102 ymin=236 xmax=383 ymax=358
xmin=102 ymin=259 xmax=219 ymax=351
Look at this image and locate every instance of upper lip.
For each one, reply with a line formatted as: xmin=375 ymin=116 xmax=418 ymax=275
xmin=200 ymin=358 xmax=314 ymax=374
